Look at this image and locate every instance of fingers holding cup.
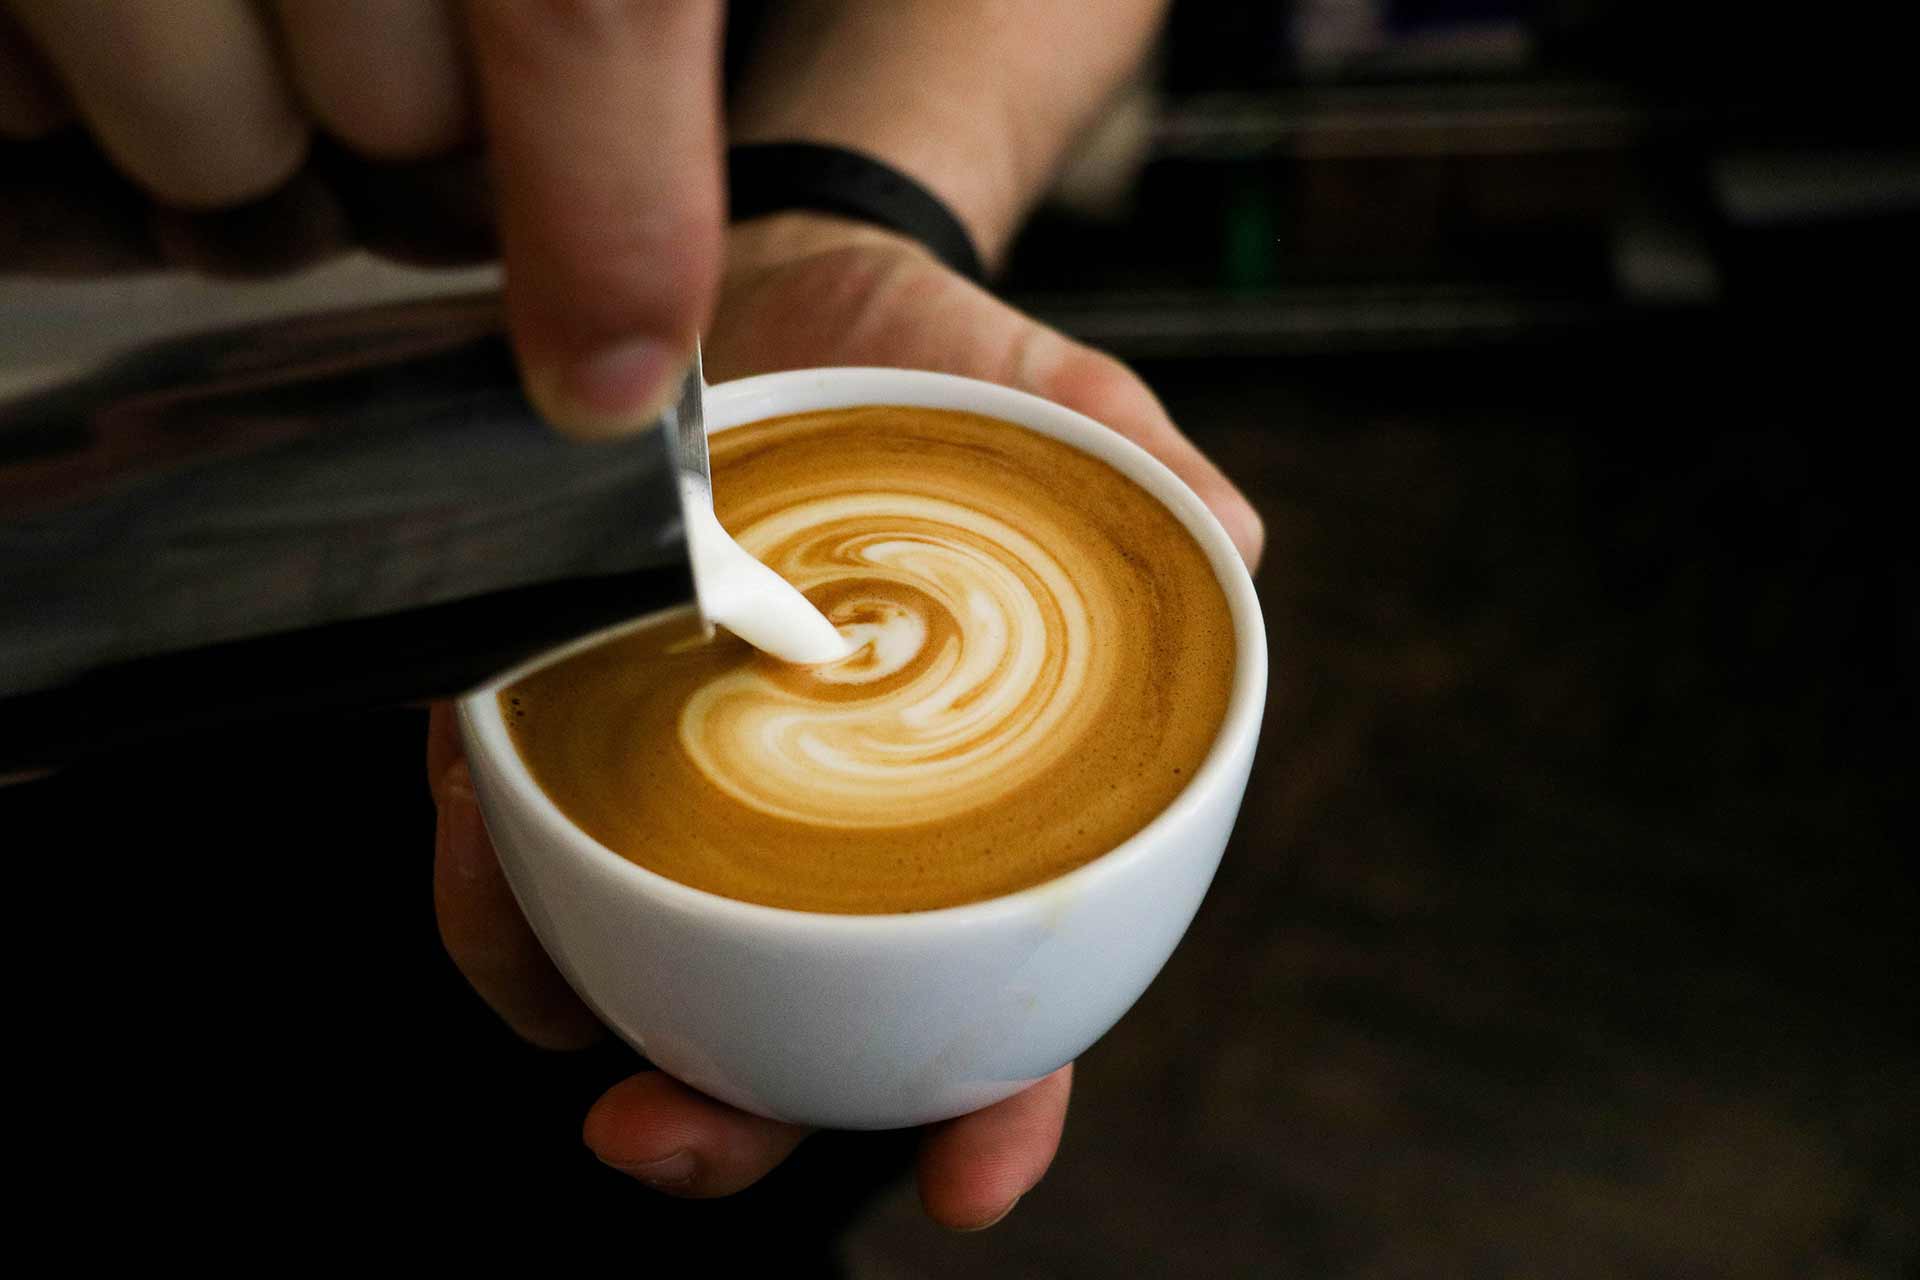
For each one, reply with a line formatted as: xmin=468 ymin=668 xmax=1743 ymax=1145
xmin=583 ymin=1071 xmax=812 ymax=1197
xmin=430 ymin=704 xmax=601 ymax=1052
xmin=917 ymin=1065 xmax=1073 ymax=1231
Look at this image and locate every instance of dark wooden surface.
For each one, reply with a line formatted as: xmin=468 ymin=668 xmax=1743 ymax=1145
xmin=15 ymin=328 xmax=1912 ymax=1273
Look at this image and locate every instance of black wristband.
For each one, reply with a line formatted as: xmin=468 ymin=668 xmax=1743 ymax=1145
xmin=727 ymin=141 xmax=986 ymax=284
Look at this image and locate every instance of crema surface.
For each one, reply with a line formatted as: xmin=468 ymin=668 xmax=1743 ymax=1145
xmin=503 ymin=407 xmax=1236 ymax=913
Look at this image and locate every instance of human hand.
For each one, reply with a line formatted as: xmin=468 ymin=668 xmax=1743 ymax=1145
xmin=427 ymin=213 xmax=1262 ymax=1230
xmin=0 ymin=0 xmax=725 ymax=435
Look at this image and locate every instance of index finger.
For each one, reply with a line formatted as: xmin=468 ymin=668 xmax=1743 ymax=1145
xmin=463 ymin=0 xmax=726 ymax=439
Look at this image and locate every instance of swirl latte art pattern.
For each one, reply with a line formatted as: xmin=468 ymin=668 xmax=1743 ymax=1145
xmin=504 ymin=407 xmax=1236 ymax=914
xmin=683 ymin=490 xmax=1101 ymax=827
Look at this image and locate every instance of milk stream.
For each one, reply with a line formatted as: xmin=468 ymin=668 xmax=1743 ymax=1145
xmin=681 ymin=478 xmax=851 ymax=665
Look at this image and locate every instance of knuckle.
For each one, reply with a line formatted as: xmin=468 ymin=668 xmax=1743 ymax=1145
xmin=1044 ymin=344 xmax=1140 ymax=408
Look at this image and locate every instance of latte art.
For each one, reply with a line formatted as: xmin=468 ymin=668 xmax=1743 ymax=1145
xmin=681 ymin=493 xmax=1099 ymax=827
xmin=504 ymin=407 xmax=1236 ymax=914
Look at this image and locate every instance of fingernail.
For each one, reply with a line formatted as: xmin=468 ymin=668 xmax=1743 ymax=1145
xmin=957 ymin=1195 xmax=1021 ymax=1232
xmin=609 ymin=1149 xmax=698 ymax=1191
xmin=542 ymin=338 xmax=680 ymax=438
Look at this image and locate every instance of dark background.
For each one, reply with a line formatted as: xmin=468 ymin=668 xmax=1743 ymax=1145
xmin=8 ymin=0 xmax=1918 ymax=1272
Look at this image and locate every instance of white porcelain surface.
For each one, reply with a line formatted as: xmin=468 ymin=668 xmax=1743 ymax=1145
xmin=458 ymin=368 xmax=1267 ymax=1129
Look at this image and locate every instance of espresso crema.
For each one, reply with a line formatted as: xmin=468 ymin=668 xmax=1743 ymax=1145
xmin=503 ymin=406 xmax=1235 ymax=913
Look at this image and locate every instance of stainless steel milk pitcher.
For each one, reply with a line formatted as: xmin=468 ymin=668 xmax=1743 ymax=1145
xmin=0 ymin=292 xmax=693 ymax=771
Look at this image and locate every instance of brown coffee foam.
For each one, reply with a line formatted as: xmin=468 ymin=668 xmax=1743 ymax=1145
xmin=503 ymin=406 xmax=1235 ymax=914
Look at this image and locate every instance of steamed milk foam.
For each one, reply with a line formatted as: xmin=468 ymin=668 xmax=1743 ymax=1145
xmin=503 ymin=406 xmax=1235 ymax=914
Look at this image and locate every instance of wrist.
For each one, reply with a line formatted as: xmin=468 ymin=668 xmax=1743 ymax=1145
xmin=727 ymin=131 xmax=1017 ymax=273
xmin=728 ymin=6 xmax=1033 ymax=266
xmin=729 ymin=2 xmax=1169 ymax=271
xmin=726 ymin=142 xmax=986 ymax=282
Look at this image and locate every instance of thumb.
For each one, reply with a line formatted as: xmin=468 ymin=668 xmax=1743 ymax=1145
xmin=1030 ymin=342 xmax=1267 ymax=572
xmin=464 ymin=0 xmax=725 ymax=438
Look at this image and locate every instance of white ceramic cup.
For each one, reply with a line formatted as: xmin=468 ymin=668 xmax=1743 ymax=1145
xmin=458 ymin=368 xmax=1266 ymax=1130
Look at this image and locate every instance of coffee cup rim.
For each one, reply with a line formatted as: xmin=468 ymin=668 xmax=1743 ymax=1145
xmin=459 ymin=367 xmax=1267 ymax=935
